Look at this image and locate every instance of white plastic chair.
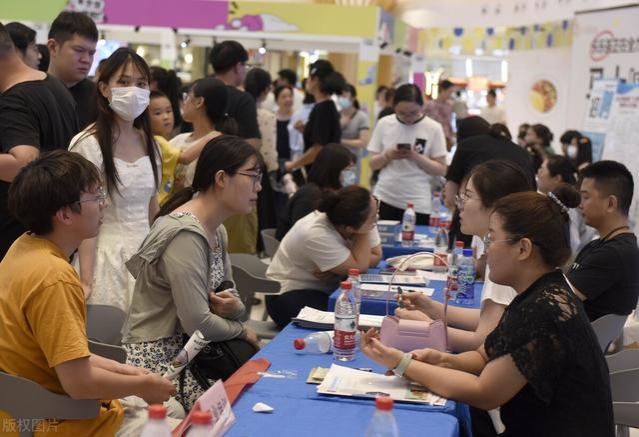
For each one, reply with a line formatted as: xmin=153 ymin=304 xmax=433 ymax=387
xmin=260 ymin=228 xmax=280 ymax=259
xmin=0 ymin=371 xmax=100 ymax=437
xmin=230 ymin=262 xmax=281 ymax=340
xmin=606 ymin=348 xmax=639 ymax=373
xmin=88 ymin=339 xmax=127 ymax=363
xmin=591 ymin=314 xmax=628 ymax=353
xmin=609 ymin=367 xmax=639 ymax=437
xmin=86 ymin=304 xmax=127 ymax=345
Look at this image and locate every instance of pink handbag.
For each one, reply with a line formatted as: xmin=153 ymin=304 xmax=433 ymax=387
xmin=378 ymin=252 xmax=450 ymax=352
xmin=379 ymin=316 xmax=447 ymax=352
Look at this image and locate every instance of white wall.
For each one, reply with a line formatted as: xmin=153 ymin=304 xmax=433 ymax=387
xmin=505 ymin=47 xmax=572 ymax=150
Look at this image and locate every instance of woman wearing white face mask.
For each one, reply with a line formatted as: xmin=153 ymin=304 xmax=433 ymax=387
xmin=69 ymin=48 xmax=160 ymax=312
xmin=339 ymin=84 xmax=370 ymax=184
xmin=368 ymin=84 xmax=448 ymax=225
xmin=276 ymin=143 xmax=357 ymax=240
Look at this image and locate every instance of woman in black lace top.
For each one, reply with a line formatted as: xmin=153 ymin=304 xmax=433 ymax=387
xmin=361 ymin=190 xmax=614 ymax=437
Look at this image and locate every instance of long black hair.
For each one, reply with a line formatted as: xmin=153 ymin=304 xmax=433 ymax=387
xmin=150 ymin=66 xmax=183 ymax=127
xmin=78 ymin=47 xmax=159 ymax=198
xmin=190 ymin=77 xmax=238 ymax=135
xmin=157 ymin=135 xmax=262 ymax=218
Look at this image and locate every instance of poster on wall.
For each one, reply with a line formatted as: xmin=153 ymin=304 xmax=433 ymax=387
xmin=581 ymin=79 xmax=618 ymax=161
xmin=601 ymin=82 xmax=639 ymax=229
xmin=567 ymin=3 xmax=639 ymax=128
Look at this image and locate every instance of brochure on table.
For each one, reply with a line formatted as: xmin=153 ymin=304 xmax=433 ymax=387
xmin=317 ymin=364 xmax=447 ymax=406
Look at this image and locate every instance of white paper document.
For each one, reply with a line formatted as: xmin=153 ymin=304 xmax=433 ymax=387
xmin=317 ymin=364 xmax=447 ymax=406
xmin=293 ymin=307 xmax=384 ymax=330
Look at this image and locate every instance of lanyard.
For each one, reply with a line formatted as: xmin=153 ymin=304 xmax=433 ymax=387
xmin=600 ymin=225 xmax=630 ymax=243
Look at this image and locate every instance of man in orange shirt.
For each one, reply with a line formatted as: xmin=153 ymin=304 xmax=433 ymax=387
xmin=0 ymin=150 xmax=175 ymax=436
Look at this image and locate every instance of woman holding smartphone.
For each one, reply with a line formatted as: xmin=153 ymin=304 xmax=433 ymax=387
xmin=368 ymin=84 xmax=447 ymax=225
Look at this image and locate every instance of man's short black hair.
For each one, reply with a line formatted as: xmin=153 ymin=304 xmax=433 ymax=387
xmin=209 ymin=40 xmax=248 ymax=74
xmin=581 ymin=160 xmax=634 ymax=216
xmin=560 ymin=129 xmax=581 ymax=145
xmin=8 ymin=150 xmax=102 ymax=235
xmin=48 ymin=11 xmax=98 ymax=45
xmin=0 ymin=22 xmax=16 ymax=57
xmin=440 ymin=79 xmax=454 ymax=91
xmin=278 ymin=69 xmax=297 ymax=87
xmin=5 ymin=22 xmax=36 ymax=55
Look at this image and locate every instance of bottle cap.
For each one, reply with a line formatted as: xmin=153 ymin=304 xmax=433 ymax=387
xmin=148 ymin=404 xmax=167 ymax=420
xmin=407 ymin=203 xmax=414 ymax=208
xmin=439 ymin=222 xmax=447 ymax=228
xmin=348 ymin=268 xmax=360 ymax=276
xmin=455 ymin=241 xmax=464 ymax=248
xmin=375 ymin=396 xmax=394 ymax=411
xmin=192 ymin=411 xmax=212 ymax=425
xmin=462 ymin=248 xmax=473 ymax=257
xmin=341 ymin=281 xmax=352 ymax=289
xmin=293 ymin=338 xmax=306 ymax=350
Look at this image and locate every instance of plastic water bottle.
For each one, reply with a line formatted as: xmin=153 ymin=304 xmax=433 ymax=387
xmin=447 ymin=241 xmax=465 ymax=295
xmin=140 ymin=405 xmax=171 ymax=437
xmin=434 ymin=222 xmax=449 ymax=268
xmin=431 ymin=193 xmax=443 ymax=226
xmin=348 ymin=268 xmax=362 ymax=327
xmin=293 ymin=331 xmax=333 ymax=354
xmin=456 ymin=248 xmax=476 ymax=305
xmin=187 ymin=411 xmax=214 ymax=436
xmin=365 ymin=396 xmax=399 ymax=437
xmin=334 ymin=281 xmax=356 ymax=361
xmin=401 ymin=203 xmax=416 ymax=244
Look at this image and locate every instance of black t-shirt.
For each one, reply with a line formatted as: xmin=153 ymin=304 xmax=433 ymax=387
xmin=225 ymin=85 xmax=260 ymax=140
xmin=567 ymin=232 xmax=639 ymax=321
xmin=276 ymin=119 xmax=291 ymax=160
xmin=446 ymin=133 xmax=536 ymax=186
xmin=0 ymin=74 xmax=79 ymax=260
xmin=303 ymin=100 xmax=341 ymax=152
xmin=377 ymin=107 xmax=394 ymax=120
xmin=485 ymin=270 xmax=614 ymax=437
xmin=68 ymin=78 xmax=98 ymax=130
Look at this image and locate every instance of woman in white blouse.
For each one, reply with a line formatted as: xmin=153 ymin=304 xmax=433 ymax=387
xmin=397 ymin=160 xmax=534 ymax=352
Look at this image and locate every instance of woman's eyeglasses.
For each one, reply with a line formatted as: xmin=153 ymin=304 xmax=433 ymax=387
xmin=482 ymin=233 xmax=516 ymax=251
xmin=236 ymin=171 xmax=263 ymax=190
xmin=455 ymin=190 xmax=477 ymax=209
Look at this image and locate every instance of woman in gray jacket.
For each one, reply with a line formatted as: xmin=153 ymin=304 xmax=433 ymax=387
xmin=122 ymin=135 xmax=262 ymax=409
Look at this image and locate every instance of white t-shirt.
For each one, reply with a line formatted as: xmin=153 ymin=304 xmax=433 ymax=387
xmin=266 ymin=211 xmax=381 ymax=294
xmin=479 ymin=105 xmax=507 ymax=125
xmin=367 ymin=115 xmax=447 ymax=214
xmin=473 ymin=236 xmax=518 ymax=309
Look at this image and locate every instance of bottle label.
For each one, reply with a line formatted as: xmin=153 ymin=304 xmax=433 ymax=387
xmin=334 ymin=315 xmax=356 ymax=350
xmin=401 ymin=230 xmax=414 ymax=241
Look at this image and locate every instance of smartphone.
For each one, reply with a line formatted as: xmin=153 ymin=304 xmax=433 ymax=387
xmin=215 ymin=280 xmax=234 ymax=293
xmin=397 ymin=143 xmax=411 ymax=151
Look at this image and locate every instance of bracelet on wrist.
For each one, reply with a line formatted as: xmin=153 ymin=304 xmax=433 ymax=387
xmin=393 ymin=352 xmax=413 ymax=377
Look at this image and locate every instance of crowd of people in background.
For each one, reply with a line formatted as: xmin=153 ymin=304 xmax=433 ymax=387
xmin=0 ymin=10 xmax=637 ymax=437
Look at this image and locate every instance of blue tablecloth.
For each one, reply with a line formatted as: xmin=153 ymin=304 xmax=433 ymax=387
xmin=228 ymin=324 xmax=468 ymax=437
xmin=382 ymin=225 xmax=436 ymax=258
xmin=328 ymin=279 xmax=483 ymax=315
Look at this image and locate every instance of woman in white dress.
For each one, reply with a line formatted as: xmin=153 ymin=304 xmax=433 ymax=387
xmin=69 ymin=48 xmax=160 ymax=311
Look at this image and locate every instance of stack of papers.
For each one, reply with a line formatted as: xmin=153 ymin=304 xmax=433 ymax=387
xmin=317 ymin=364 xmax=447 ymax=406
xmin=292 ymin=307 xmax=383 ymax=330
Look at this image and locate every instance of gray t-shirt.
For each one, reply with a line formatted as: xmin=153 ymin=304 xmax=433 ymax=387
xmin=341 ymin=110 xmax=369 ymax=141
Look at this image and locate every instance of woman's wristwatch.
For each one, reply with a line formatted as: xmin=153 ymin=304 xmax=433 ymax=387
xmin=393 ymin=352 xmax=413 ymax=377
